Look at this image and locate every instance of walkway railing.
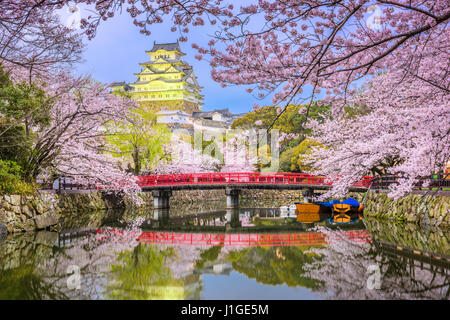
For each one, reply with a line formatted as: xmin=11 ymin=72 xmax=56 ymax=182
xmin=137 ymin=172 xmax=374 ymax=188
xmin=38 ymin=173 xmax=449 ymax=191
xmin=371 ymin=175 xmax=450 ymax=190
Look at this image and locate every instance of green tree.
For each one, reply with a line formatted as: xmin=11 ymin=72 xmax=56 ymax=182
xmin=0 ymin=64 xmax=53 ymax=182
xmin=105 ymin=107 xmax=171 ymax=175
xmin=232 ymin=103 xmax=330 ymax=140
xmin=279 ymin=138 xmax=324 ymax=173
xmin=279 ymin=146 xmax=301 ymax=173
xmin=232 ymin=104 xmax=330 ymax=172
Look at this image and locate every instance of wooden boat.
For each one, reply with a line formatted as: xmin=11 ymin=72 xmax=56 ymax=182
xmin=331 ymin=201 xmax=364 ymax=223
xmin=295 ymin=198 xmax=364 ymax=224
xmin=295 ymin=202 xmax=331 ymax=223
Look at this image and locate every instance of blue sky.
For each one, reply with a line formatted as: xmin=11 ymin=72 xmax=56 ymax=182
xmin=58 ymin=5 xmax=275 ymax=114
xmin=56 ymin=3 xmax=381 ymax=115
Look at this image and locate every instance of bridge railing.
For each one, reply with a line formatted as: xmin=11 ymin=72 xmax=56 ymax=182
xmin=137 ymin=172 xmax=373 ymax=188
xmin=371 ymin=175 xmax=450 ymax=190
xmin=37 ymin=181 xmax=98 ymax=191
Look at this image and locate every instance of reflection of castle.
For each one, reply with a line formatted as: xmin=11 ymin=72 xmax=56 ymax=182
xmin=111 ymin=41 xmax=245 ymax=134
xmin=144 ymin=273 xmax=202 ymax=300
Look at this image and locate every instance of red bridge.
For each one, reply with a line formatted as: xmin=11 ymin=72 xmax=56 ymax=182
xmin=137 ymin=172 xmax=373 ymax=190
xmin=136 ymin=172 xmax=373 ymax=209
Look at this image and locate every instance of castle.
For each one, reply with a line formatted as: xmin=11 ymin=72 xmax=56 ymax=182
xmin=111 ymin=41 xmax=245 ymax=134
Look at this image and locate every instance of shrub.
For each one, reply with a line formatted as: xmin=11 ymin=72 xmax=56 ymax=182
xmin=0 ymin=160 xmax=36 ymax=194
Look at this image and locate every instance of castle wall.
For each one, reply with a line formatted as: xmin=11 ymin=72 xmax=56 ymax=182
xmin=139 ymin=100 xmax=201 ymax=113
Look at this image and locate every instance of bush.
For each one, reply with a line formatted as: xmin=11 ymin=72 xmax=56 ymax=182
xmin=0 ymin=180 xmax=37 ymax=195
xmin=0 ymin=160 xmax=36 ymax=194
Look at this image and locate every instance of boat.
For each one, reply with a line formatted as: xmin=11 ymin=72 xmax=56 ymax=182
xmin=294 ymin=202 xmax=332 ymax=223
xmin=331 ymin=198 xmax=363 ymax=223
xmin=295 ymin=198 xmax=364 ymax=224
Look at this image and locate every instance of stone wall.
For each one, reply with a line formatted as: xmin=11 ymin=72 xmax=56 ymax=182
xmin=135 ymin=189 xmax=306 ymax=207
xmin=0 ymin=192 xmax=123 ymax=233
xmin=364 ymin=191 xmax=450 ymax=227
xmin=0 ymin=193 xmax=61 ymax=233
xmin=364 ymin=218 xmax=449 ymax=256
xmin=0 ymin=188 xmax=308 ymax=234
xmin=240 ymin=189 xmax=304 ymax=202
xmin=6 ymin=188 xmax=448 ymax=233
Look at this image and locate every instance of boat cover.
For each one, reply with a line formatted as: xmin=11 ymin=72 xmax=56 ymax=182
xmin=315 ymin=198 xmax=360 ymax=207
xmin=314 ymin=200 xmax=339 ymax=208
xmin=340 ymin=198 xmax=360 ymax=207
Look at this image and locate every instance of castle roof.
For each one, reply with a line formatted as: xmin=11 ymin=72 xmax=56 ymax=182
xmin=146 ymin=41 xmax=183 ymax=53
xmin=110 ymin=81 xmax=127 ymax=87
xmin=192 ymin=108 xmax=234 ymax=118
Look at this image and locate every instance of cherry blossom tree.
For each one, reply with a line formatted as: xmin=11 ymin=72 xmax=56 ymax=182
xmin=4 ymin=1 xmax=448 ymax=196
xmin=307 ymin=67 xmax=449 ymax=198
xmin=154 ymin=139 xmax=221 ymax=174
xmin=0 ymin=2 xmax=83 ymax=75
xmin=1 ymin=62 xmax=141 ymax=195
xmin=154 ymin=129 xmax=261 ymax=174
xmin=9 ymin=1 xmax=448 ymax=102
xmin=220 ymin=130 xmax=259 ymax=172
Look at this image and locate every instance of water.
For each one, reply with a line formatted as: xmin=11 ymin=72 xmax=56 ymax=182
xmin=0 ymin=202 xmax=449 ymax=300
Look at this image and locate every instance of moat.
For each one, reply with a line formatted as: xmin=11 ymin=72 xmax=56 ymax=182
xmin=0 ymin=201 xmax=448 ymax=300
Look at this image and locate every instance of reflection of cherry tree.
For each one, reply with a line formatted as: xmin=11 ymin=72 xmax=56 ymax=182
xmin=303 ymin=226 xmax=450 ymax=299
xmin=34 ymin=223 xmax=223 ymax=299
xmin=39 ymin=230 xmax=142 ymax=299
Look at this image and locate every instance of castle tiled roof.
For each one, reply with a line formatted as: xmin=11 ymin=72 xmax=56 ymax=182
xmin=110 ymin=81 xmax=127 ymax=87
xmin=147 ymin=41 xmax=182 ymax=53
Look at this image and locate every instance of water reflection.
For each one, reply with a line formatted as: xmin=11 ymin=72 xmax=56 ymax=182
xmin=0 ymin=207 xmax=448 ymax=300
xmin=303 ymin=226 xmax=450 ymax=299
xmin=144 ymin=206 xmax=349 ymax=232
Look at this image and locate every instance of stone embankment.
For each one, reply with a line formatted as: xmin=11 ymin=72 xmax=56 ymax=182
xmin=1 ymin=188 xmax=449 ymax=234
xmin=0 ymin=193 xmax=122 ymax=233
xmin=364 ymin=191 xmax=450 ymax=227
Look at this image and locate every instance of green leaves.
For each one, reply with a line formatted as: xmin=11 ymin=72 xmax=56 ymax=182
xmin=0 ymin=64 xmax=54 ymax=183
xmin=231 ymin=103 xmax=330 ymax=135
xmin=0 ymin=65 xmax=52 ymax=133
xmin=105 ymin=106 xmax=171 ymax=175
xmin=0 ymin=159 xmax=36 ymax=194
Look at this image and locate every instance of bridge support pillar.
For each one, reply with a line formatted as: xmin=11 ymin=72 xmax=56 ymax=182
xmin=153 ymin=209 xmax=170 ymax=227
xmin=302 ymin=188 xmax=314 ymax=203
xmin=152 ymin=190 xmax=172 ymax=209
xmin=225 ymin=188 xmax=240 ymax=209
xmin=226 ymin=208 xmax=241 ymax=230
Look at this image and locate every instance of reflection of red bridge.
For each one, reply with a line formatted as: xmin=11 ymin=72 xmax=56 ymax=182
xmin=137 ymin=172 xmax=373 ymax=190
xmin=135 ymin=230 xmax=372 ymax=246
